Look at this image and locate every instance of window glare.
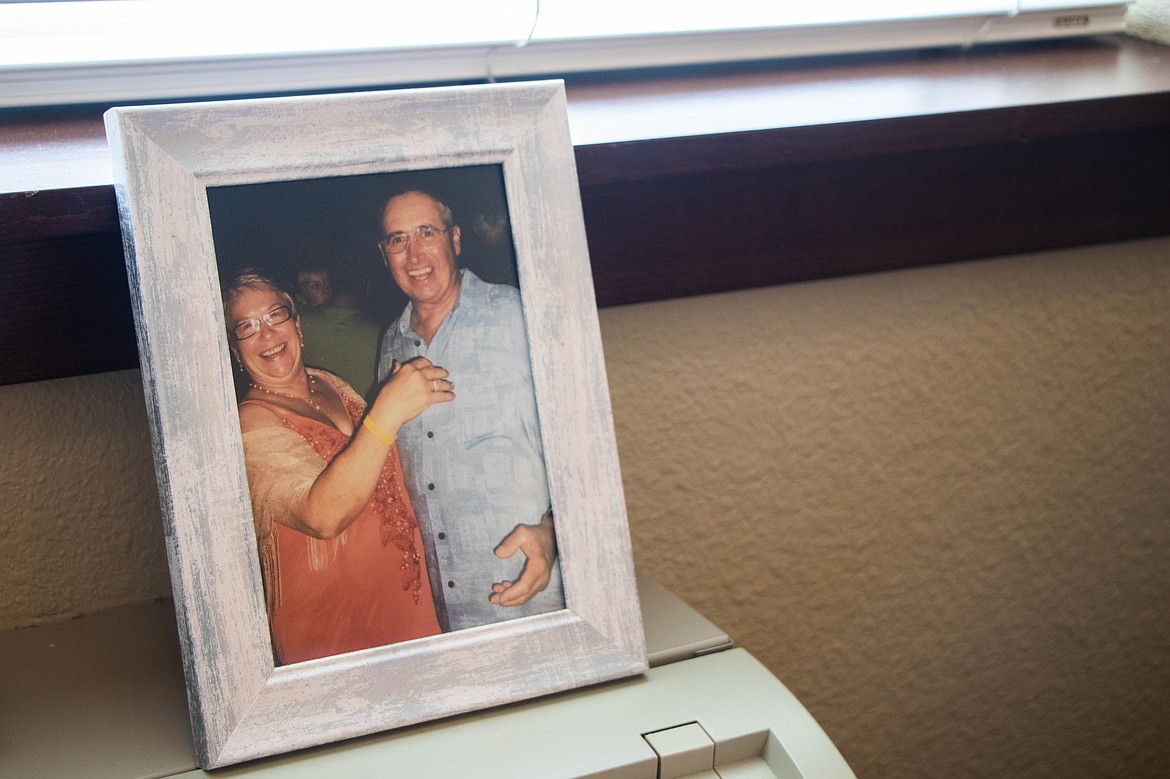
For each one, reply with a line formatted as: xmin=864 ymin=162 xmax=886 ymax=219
xmin=1 ymin=1 xmax=533 ymax=65
xmin=0 ymin=0 xmax=1132 ymax=107
xmin=533 ymin=1 xmax=1015 ymax=39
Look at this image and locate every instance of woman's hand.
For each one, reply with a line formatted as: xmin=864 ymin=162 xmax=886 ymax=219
xmin=367 ymin=357 xmax=454 ymax=437
xmin=291 ymin=359 xmax=453 ymax=539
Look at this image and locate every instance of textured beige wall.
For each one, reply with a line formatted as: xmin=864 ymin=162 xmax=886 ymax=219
xmin=602 ymin=237 xmax=1170 ymax=779
xmin=0 ymin=369 xmax=169 ymax=626
xmin=2 ymin=237 xmax=1169 ymax=778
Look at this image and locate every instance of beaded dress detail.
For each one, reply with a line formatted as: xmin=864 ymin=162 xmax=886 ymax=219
xmin=288 ymin=385 xmax=424 ymax=604
xmin=239 ymin=368 xmax=438 ymax=665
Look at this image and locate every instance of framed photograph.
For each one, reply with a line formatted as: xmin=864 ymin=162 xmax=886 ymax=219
xmin=105 ymin=81 xmax=646 ymax=768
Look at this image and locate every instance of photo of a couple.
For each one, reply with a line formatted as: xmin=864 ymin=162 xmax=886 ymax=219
xmin=211 ymin=169 xmax=564 ymax=666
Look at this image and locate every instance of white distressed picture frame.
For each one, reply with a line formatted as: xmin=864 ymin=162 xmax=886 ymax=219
xmin=105 ymin=81 xmax=646 ymax=769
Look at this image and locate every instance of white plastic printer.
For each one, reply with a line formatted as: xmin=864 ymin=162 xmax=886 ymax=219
xmin=1 ymin=573 xmax=853 ymax=779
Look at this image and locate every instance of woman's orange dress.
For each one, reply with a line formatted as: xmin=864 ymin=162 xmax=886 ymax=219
xmin=240 ymin=370 xmax=440 ymax=665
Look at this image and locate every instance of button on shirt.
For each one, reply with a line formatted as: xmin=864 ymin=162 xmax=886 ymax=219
xmin=377 ymin=270 xmax=564 ymax=631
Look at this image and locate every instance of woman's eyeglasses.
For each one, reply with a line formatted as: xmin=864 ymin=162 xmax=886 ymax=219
xmin=233 ymin=305 xmax=292 ymax=341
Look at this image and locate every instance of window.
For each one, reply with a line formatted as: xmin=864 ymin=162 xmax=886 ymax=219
xmin=0 ymin=0 xmax=1131 ymax=107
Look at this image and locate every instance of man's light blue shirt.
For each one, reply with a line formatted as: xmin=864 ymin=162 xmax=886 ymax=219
xmin=377 ymin=269 xmax=564 ymax=631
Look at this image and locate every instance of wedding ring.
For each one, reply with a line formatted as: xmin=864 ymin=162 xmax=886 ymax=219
xmin=431 ymin=380 xmax=437 ymax=392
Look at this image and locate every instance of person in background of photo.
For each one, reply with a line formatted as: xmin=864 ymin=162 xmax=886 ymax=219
xmin=295 ymin=264 xmax=383 ymax=400
xmin=375 ymin=189 xmax=564 ymax=633
xmin=223 ymin=268 xmax=454 ymax=665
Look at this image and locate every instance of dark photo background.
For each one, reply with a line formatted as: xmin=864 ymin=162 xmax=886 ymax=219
xmin=208 ymin=164 xmax=518 ymax=325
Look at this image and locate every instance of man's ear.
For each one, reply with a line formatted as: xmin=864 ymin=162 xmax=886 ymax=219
xmin=451 ymin=225 xmax=461 ymax=256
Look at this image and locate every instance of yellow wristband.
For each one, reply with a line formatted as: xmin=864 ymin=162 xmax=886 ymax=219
xmin=362 ymin=416 xmax=396 ymax=446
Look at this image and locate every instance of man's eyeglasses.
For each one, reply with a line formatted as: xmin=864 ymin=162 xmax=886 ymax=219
xmin=379 ymin=225 xmax=448 ymax=254
xmin=233 ymin=305 xmax=292 ymax=341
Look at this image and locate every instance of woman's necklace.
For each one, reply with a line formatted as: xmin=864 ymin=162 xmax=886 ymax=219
xmin=250 ymin=372 xmax=323 ymax=413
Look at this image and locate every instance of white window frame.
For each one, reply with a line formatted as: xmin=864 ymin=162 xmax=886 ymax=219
xmin=0 ymin=0 xmax=1133 ymax=108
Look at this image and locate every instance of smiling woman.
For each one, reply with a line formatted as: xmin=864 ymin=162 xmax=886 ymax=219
xmin=0 ymin=0 xmax=1131 ymax=107
xmin=220 ymin=268 xmax=454 ymax=666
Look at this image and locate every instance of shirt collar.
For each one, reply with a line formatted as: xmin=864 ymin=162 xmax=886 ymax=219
xmin=397 ymin=268 xmax=480 ymax=337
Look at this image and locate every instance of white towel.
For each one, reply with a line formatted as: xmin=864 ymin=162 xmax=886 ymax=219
xmin=1127 ymin=0 xmax=1170 ymax=45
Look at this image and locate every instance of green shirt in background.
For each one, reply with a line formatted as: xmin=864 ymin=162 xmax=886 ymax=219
xmin=298 ymin=305 xmax=383 ymax=400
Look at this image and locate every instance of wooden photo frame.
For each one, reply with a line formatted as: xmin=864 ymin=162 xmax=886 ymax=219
xmin=105 ymin=81 xmax=645 ymax=768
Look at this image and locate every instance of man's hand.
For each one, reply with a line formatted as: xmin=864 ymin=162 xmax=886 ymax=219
xmin=489 ymin=512 xmax=556 ymax=607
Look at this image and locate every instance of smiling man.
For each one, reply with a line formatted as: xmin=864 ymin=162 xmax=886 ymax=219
xmin=374 ymin=189 xmax=563 ymax=632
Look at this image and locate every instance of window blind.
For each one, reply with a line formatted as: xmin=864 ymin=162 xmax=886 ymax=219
xmin=0 ymin=0 xmax=1132 ymax=107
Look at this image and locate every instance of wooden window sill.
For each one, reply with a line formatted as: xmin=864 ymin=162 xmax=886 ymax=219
xmin=2 ymin=35 xmax=1169 ymax=386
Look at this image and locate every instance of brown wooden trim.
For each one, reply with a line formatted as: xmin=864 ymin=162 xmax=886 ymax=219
xmin=2 ymin=37 xmax=1170 ymax=386
xmin=0 ymin=186 xmax=118 ymax=239
xmin=580 ymin=110 xmax=1170 ymax=306
xmin=0 ymin=232 xmax=139 ymax=384
xmin=574 ymin=92 xmax=1170 ymax=186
